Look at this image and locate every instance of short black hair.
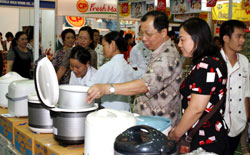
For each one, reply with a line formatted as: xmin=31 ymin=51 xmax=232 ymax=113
xmin=180 ymin=18 xmax=219 ymax=64
xmin=104 ymin=31 xmax=128 ymax=52
xmin=219 ymin=20 xmax=246 ymax=46
xmin=70 ymin=45 xmax=91 ymax=65
xmin=79 ymin=26 xmax=94 ymax=49
xmin=61 ymin=28 xmax=76 ymax=42
xmin=11 ymin=31 xmax=28 ymax=47
xmin=168 ymin=30 xmax=176 ymax=37
xmin=141 ymin=10 xmax=169 ymax=32
xmin=92 ymin=29 xmax=99 ymax=34
xmin=5 ymin=32 xmax=14 ymax=38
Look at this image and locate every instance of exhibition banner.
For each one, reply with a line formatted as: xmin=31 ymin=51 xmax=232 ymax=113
xmin=131 ymin=1 xmax=146 ymax=18
xmin=212 ymin=1 xmax=250 ymax=21
xmin=57 ymin=0 xmax=117 ymax=19
xmin=170 ymin=0 xmax=201 ymax=14
xmin=0 ymin=0 xmax=55 ymax=8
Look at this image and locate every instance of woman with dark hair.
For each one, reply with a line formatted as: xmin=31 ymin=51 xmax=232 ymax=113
xmin=69 ymin=45 xmax=97 ymax=85
xmin=78 ymin=26 xmax=97 ymax=69
xmin=86 ymin=31 xmax=137 ymax=111
xmin=168 ymin=18 xmax=229 ymax=154
xmin=52 ymin=28 xmax=76 ymax=84
xmin=6 ymin=31 xmax=33 ymax=79
xmin=124 ymin=33 xmax=133 ymax=62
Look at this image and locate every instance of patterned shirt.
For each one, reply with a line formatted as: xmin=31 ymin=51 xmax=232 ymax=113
xmin=180 ymin=56 xmax=228 ymax=151
xmin=52 ymin=47 xmax=71 ymax=84
xmin=133 ymin=39 xmax=182 ymax=126
xmin=95 ymin=44 xmax=105 ymax=69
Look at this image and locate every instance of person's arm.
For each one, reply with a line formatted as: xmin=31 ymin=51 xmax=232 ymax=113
xmin=87 ymin=79 xmax=148 ymax=104
xmin=169 ymin=93 xmax=210 ymax=141
xmin=245 ymin=98 xmax=249 ymax=120
xmin=6 ymin=60 xmax=14 ymax=73
xmin=57 ymin=66 xmax=67 ymax=82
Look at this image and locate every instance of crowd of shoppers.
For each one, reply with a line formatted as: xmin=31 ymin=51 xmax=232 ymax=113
xmin=1 ymin=10 xmax=250 ymax=155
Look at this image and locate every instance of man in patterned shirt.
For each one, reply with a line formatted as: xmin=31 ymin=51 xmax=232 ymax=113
xmin=87 ymin=10 xmax=182 ymax=126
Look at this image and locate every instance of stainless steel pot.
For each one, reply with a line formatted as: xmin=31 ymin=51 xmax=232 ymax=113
xmin=58 ymin=85 xmax=93 ymax=109
xmin=28 ymin=94 xmax=53 ymax=133
xmin=50 ymin=105 xmax=98 ymax=145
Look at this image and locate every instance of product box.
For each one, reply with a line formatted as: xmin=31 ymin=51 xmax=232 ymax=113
xmin=0 ymin=108 xmax=9 ymax=135
xmin=2 ymin=116 xmax=28 ymax=144
xmin=35 ymin=135 xmax=84 ymax=155
xmin=34 ymin=134 xmax=56 ymax=155
xmin=47 ymin=144 xmax=84 ymax=155
xmin=14 ymin=126 xmax=51 ymax=155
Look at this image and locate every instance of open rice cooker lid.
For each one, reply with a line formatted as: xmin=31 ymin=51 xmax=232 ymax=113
xmin=34 ymin=56 xmax=59 ymax=108
xmin=51 ymin=103 xmax=98 ymax=112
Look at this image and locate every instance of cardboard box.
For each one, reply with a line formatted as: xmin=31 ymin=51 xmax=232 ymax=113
xmin=2 ymin=116 xmax=28 ymax=144
xmin=14 ymin=126 xmax=51 ymax=155
xmin=0 ymin=108 xmax=9 ymax=135
xmin=47 ymin=144 xmax=84 ymax=155
xmin=34 ymin=134 xmax=56 ymax=155
xmin=35 ymin=135 xmax=84 ymax=155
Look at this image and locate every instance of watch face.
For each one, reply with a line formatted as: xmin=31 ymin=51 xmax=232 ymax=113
xmin=110 ymin=87 xmax=115 ymax=93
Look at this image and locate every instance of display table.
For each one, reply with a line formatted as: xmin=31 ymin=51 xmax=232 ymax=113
xmin=0 ymin=108 xmax=85 ymax=155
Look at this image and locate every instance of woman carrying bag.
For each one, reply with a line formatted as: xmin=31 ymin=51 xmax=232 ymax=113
xmin=168 ymin=18 xmax=229 ymax=154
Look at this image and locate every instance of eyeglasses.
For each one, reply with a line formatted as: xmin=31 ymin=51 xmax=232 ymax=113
xmin=139 ymin=31 xmax=159 ymax=38
xmin=78 ymin=36 xmax=90 ymax=41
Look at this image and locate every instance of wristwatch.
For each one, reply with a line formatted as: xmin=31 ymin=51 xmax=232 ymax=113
xmin=109 ymin=83 xmax=115 ymax=94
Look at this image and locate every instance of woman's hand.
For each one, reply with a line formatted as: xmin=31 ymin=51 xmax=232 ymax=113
xmin=86 ymin=84 xmax=109 ymax=104
xmin=168 ymin=127 xmax=181 ymax=141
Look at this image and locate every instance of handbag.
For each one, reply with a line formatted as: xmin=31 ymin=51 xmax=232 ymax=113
xmin=179 ymin=94 xmax=226 ymax=154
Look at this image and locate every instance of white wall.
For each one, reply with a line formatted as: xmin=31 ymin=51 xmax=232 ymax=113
xmin=0 ymin=7 xmax=55 ymax=55
xmin=0 ymin=7 xmax=19 ymax=38
xmin=41 ymin=9 xmax=55 ymax=54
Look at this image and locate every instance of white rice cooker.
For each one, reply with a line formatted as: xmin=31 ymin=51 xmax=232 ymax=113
xmin=84 ymin=109 xmax=137 ymax=155
xmin=34 ymin=56 xmax=98 ymax=145
xmin=6 ymin=79 xmax=35 ymax=117
xmin=0 ymin=72 xmax=27 ymax=108
xmin=28 ymin=93 xmax=53 ymax=133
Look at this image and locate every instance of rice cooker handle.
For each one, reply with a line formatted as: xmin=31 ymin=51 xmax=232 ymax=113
xmin=124 ymin=125 xmax=154 ymax=142
xmin=5 ymin=93 xmax=27 ymax=101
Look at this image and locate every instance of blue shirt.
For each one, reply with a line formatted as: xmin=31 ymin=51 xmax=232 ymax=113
xmin=87 ymin=54 xmax=137 ymax=111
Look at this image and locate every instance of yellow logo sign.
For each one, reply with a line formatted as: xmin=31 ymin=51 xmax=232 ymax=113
xmin=66 ymin=16 xmax=85 ymax=27
xmin=76 ymin=0 xmax=89 ymax=13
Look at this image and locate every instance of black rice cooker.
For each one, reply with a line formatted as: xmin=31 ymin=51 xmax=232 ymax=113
xmin=114 ymin=125 xmax=176 ymax=155
xmin=34 ymin=56 xmax=98 ymax=145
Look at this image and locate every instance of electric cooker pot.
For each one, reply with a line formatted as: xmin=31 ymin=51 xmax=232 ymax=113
xmin=0 ymin=72 xmax=27 ymax=108
xmin=84 ymin=109 xmax=137 ymax=155
xmin=6 ymin=79 xmax=35 ymax=117
xmin=34 ymin=56 xmax=98 ymax=145
xmin=28 ymin=93 xmax=53 ymax=133
xmin=114 ymin=125 xmax=176 ymax=155
xmin=58 ymin=85 xmax=92 ymax=109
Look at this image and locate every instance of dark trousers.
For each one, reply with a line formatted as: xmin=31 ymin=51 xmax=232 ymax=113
xmin=223 ymin=134 xmax=242 ymax=155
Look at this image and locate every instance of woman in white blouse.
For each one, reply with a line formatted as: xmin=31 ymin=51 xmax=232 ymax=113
xmin=86 ymin=31 xmax=137 ymax=111
xmin=69 ymin=46 xmax=97 ymax=86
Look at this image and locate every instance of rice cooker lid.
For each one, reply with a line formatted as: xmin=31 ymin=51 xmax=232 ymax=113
xmin=136 ymin=116 xmax=171 ymax=132
xmin=114 ymin=125 xmax=176 ymax=154
xmin=51 ymin=103 xmax=99 ymax=112
xmin=34 ymin=56 xmax=59 ymax=108
xmin=0 ymin=72 xmax=27 ymax=84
